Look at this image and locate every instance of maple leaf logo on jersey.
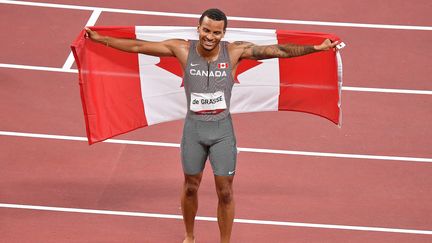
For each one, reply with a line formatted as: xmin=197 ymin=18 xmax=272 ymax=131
xmin=218 ymin=62 xmax=228 ymax=69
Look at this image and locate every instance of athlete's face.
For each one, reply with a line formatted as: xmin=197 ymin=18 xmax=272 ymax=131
xmin=197 ymin=16 xmax=225 ymax=52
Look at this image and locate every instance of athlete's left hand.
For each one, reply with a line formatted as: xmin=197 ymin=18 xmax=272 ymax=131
xmin=315 ymin=39 xmax=339 ymax=51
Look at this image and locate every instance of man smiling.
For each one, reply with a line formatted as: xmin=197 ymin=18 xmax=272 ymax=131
xmin=85 ymin=8 xmax=337 ymax=243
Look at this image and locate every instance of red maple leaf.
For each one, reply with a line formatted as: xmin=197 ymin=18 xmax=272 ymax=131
xmin=156 ymin=57 xmax=184 ymax=77
xmin=234 ymin=59 xmax=262 ymax=83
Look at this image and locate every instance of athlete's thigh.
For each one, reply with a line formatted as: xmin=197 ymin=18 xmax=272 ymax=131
xmin=209 ymin=119 xmax=237 ymax=176
xmin=181 ymin=119 xmax=208 ymax=175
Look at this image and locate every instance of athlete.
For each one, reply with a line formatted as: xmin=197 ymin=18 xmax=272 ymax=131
xmin=85 ymin=8 xmax=338 ymax=243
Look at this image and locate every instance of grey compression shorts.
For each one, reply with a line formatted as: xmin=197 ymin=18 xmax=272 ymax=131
xmin=181 ymin=115 xmax=237 ymax=176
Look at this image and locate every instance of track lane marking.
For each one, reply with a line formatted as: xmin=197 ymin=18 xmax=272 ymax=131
xmin=1 ymin=63 xmax=432 ymax=95
xmin=1 ymin=131 xmax=431 ymax=163
xmin=0 ymin=63 xmax=77 ymax=73
xmin=0 ymin=203 xmax=431 ymax=235
xmin=62 ymin=9 xmax=102 ymax=70
xmin=1 ymin=0 xmax=431 ymax=31
xmin=341 ymin=86 xmax=432 ymax=95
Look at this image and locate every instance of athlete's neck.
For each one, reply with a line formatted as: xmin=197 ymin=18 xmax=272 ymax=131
xmin=196 ymin=43 xmax=220 ymax=63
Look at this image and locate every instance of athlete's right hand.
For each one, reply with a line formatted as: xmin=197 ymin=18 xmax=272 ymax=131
xmin=84 ymin=27 xmax=102 ymax=42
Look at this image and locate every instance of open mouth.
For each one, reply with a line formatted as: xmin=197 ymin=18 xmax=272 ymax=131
xmin=203 ymin=39 xmax=214 ymax=48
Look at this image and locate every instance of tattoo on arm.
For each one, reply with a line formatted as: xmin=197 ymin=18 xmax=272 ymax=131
xmin=280 ymin=44 xmax=317 ymax=57
xmin=249 ymin=43 xmax=318 ymax=60
xmin=252 ymin=46 xmax=273 ymax=59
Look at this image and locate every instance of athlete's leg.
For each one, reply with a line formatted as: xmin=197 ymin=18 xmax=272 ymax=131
xmin=214 ymin=175 xmax=235 ymax=243
xmin=206 ymin=116 xmax=237 ymax=243
xmin=181 ymin=117 xmax=208 ymax=242
xmin=182 ymin=172 xmax=203 ymax=243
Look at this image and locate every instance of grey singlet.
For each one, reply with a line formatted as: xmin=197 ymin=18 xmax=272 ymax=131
xmin=183 ymin=40 xmax=235 ymax=121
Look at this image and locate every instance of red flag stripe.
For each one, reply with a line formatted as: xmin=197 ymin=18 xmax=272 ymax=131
xmin=276 ymin=30 xmax=341 ymax=124
xmin=71 ymin=26 xmax=147 ymax=144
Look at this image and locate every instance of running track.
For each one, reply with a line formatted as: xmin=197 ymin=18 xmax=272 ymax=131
xmin=0 ymin=1 xmax=431 ymax=242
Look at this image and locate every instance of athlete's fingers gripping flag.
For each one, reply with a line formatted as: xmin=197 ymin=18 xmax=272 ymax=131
xmin=71 ymin=26 xmax=344 ymax=145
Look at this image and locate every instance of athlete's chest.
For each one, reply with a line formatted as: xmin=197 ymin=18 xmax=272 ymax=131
xmin=187 ymin=61 xmax=230 ymax=78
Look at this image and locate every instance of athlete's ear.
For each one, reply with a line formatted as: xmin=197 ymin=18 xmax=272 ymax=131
xmin=197 ymin=25 xmax=200 ymax=33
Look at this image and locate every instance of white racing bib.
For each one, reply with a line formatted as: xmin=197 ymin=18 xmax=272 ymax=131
xmin=190 ymin=91 xmax=227 ymax=114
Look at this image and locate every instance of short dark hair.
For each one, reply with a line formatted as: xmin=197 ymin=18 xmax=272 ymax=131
xmin=199 ymin=8 xmax=228 ymax=31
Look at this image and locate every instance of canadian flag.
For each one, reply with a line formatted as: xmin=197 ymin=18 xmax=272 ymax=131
xmin=71 ymin=26 xmax=343 ymax=144
xmin=218 ymin=62 xmax=228 ymax=69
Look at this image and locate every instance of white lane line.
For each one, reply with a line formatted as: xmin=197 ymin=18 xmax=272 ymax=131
xmin=1 ymin=0 xmax=431 ymax=31
xmin=1 ymin=63 xmax=432 ymax=95
xmin=61 ymin=55 xmax=77 ymax=71
xmin=1 ymin=131 xmax=432 ymax=163
xmin=342 ymin=86 xmax=432 ymax=95
xmin=0 ymin=203 xmax=431 ymax=235
xmin=0 ymin=63 xmax=77 ymax=73
xmin=62 ymin=9 xmax=102 ymax=70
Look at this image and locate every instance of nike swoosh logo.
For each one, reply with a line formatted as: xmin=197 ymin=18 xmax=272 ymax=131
xmin=190 ymin=63 xmax=199 ymax=67
xmin=228 ymin=171 xmax=235 ymax=175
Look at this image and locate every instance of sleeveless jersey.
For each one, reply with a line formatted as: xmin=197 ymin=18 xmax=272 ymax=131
xmin=183 ymin=40 xmax=234 ymax=121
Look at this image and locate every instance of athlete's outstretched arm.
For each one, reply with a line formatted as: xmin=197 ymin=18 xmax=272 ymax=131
xmin=84 ymin=28 xmax=183 ymax=57
xmin=233 ymin=39 xmax=338 ymax=60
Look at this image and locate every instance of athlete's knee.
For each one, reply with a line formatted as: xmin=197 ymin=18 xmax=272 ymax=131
xmin=183 ymin=174 xmax=202 ymax=197
xmin=217 ymin=187 xmax=233 ymax=205
xmin=184 ymin=183 xmax=199 ymax=197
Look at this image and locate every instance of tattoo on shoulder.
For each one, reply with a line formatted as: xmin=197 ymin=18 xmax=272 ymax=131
xmin=233 ymin=41 xmax=255 ymax=49
xmin=233 ymin=41 xmax=247 ymax=46
xmin=233 ymin=41 xmax=256 ymax=57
